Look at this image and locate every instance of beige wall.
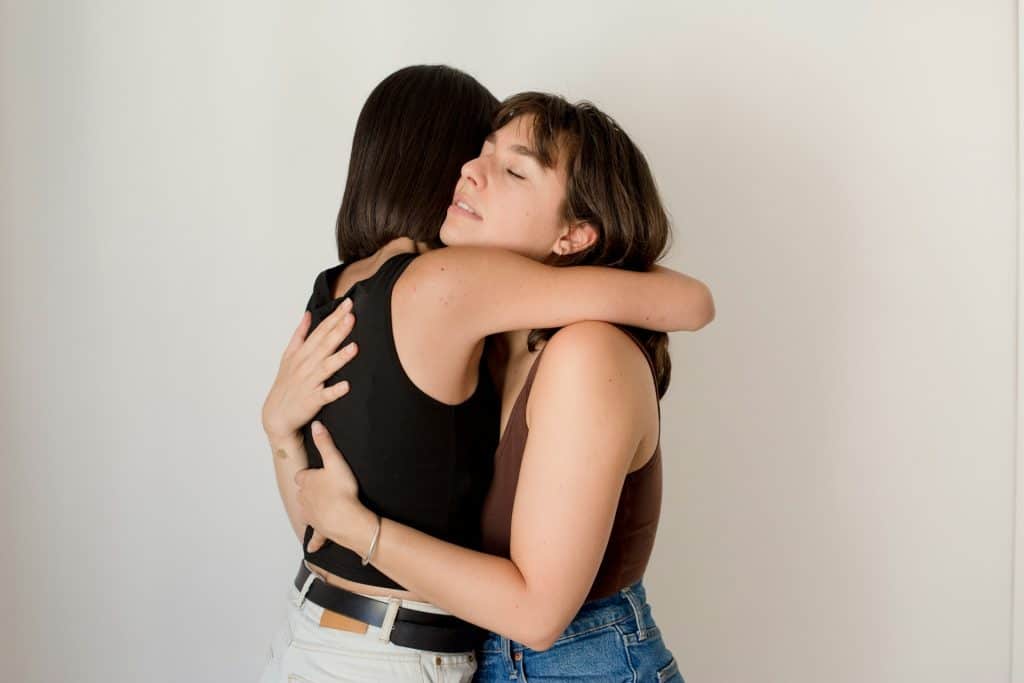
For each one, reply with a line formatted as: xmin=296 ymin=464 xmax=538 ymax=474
xmin=1014 ymin=2 xmax=1023 ymax=681
xmin=0 ymin=1 xmax=1017 ymax=681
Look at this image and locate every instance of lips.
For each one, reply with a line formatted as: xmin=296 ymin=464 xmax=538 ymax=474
xmin=451 ymin=193 xmax=482 ymax=220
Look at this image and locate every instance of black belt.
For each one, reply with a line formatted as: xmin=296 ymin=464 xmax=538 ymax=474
xmin=293 ymin=562 xmax=484 ymax=653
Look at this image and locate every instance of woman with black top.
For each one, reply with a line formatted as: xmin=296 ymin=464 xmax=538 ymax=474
xmin=260 ymin=69 xmax=711 ymax=682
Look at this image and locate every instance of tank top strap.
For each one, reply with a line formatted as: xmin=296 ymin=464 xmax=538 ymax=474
xmin=523 ymin=343 xmax=549 ymax=388
xmin=367 ymin=251 xmax=419 ymax=298
xmin=616 ymin=327 xmax=662 ymax=423
xmin=500 ymin=343 xmax=549 ymax=436
xmin=305 ymin=251 xmax=419 ymax=314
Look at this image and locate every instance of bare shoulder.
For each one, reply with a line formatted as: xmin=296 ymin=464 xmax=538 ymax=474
xmin=531 ymin=322 xmax=655 ymax=418
xmin=396 ymin=246 xmax=509 ymax=302
xmin=406 ymin=245 xmax=521 ymax=276
xmin=543 ymin=321 xmax=650 ymax=373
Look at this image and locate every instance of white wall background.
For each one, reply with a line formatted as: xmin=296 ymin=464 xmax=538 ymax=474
xmin=0 ymin=1 xmax=1017 ymax=681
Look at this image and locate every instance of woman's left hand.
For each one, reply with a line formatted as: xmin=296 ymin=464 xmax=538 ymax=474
xmin=262 ymin=300 xmax=358 ymax=449
xmin=294 ymin=420 xmax=375 ymax=554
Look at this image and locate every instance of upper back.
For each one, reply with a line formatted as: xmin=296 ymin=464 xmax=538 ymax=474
xmin=299 ymin=251 xmax=501 ymax=589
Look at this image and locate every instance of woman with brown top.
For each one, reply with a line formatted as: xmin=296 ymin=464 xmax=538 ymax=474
xmin=260 ymin=69 xmax=709 ymax=681
xmin=287 ymin=92 xmax=704 ymax=681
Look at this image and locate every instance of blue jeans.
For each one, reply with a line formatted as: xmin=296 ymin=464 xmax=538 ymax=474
xmin=474 ymin=581 xmax=683 ymax=682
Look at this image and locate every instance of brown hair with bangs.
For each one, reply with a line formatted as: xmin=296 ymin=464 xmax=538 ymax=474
xmin=493 ymin=92 xmax=673 ymax=397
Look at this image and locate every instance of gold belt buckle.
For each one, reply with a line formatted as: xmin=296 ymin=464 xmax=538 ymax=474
xmin=319 ymin=608 xmax=370 ymax=634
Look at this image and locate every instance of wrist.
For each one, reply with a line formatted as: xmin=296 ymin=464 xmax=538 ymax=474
xmin=265 ymin=427 xmax=303 ymax=452
xmin=339 ymin=505 xmax=380 ymax=557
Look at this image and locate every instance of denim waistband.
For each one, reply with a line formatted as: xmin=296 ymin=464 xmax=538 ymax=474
xmin=479 ymin=579 xmax=653 ymax=652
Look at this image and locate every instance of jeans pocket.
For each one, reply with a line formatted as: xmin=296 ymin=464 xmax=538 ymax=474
xmin=432 ymin=652 xmax=477 ymax=683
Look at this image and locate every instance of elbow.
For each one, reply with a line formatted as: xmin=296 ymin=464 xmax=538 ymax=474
xmin=699 ymin=288 xmax=716 ymax=328
xmin=519 ymin=614 xmax=570 ymax=652
xmin=682 ymin=284 xmax=716 ymax=331
xmin=522 ymin=632 xmax=559 ymax=653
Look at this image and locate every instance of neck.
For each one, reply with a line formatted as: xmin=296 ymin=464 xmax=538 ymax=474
xmin=372 ymin=236 xmax=428 ymax=263
xmin=502 ymin=329 xmax=538 ymax=359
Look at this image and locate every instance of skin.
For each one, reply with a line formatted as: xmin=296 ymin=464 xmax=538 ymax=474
xmin=265 ymin=114 xmax=714 ymax=619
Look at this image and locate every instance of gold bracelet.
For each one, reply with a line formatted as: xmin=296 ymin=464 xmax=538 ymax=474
xmin=361 ymin=513 xmax=382 ymax=566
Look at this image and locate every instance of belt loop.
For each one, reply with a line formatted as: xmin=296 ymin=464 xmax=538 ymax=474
xmin=377 ymin=597 xmax=402 ymax=642
xmin=621 ymin=585 xmax=646 ymax=641
xmin=504 ymin=636 xmax=515 ymax=672
xmin=295 ymin=568 xmax=318 ymax=608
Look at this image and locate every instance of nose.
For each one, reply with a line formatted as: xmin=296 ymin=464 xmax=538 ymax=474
xmin=460 ymin=155 xmax=486 ymax=189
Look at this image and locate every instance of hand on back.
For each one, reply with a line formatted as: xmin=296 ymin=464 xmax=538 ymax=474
xmin=261 ymin=298 xmax=360 ymax=447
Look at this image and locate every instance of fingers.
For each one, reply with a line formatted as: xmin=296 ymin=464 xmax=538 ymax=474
xmin=283 ymin=311 xmax=312 ymax=358
xmin=299 ymin=330 xmax=356 ymax=401
xmin=307 ymin=529 xmax=328 ymax=553
xmin=310 ymin=421 xmax=340 ymax=466
xmin=308 ymin=298 xmax=354 ymax=349
xmin=320 ymin=379 xmax=351 ymax=404
xmin=319 ymin=310 xmax=356 ymax=357
xmin=297 ymin=303 xmax=356 ymax=385
xmin=321 ymin=341 xmax=358 ymax=380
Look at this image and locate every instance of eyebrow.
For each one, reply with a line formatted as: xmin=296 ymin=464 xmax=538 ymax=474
xmin=485 ymin=132 xmax=542 ymax=164
xmin=510 ymin=144 xmax=542 ymax=163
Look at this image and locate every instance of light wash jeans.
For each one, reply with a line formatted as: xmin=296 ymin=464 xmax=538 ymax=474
xmin=475 ymin=580 xmax=682 ymax=682
xmin=259 ymin=578 xmax=476 ymax=682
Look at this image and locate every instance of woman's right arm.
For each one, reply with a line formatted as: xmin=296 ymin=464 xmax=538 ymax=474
xmin=397 ymin=246 xmax=714 ymax=347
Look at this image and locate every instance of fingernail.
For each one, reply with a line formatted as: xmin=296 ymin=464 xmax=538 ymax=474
xmin=311 ymin=421 xmax=324 ymax=435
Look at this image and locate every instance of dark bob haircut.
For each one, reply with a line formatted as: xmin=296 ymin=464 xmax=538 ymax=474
xmin=335 ymin=65 xmax=498 ymax=263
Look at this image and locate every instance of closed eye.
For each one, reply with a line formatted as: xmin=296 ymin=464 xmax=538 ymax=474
xmin=507 ymin=169 xmax=525 ymax=180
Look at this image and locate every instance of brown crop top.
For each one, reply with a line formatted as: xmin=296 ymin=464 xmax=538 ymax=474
xmin=479 ymin=330 xmax=663 ymax=602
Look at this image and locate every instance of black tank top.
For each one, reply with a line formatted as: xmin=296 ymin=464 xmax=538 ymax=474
xmin=299 ymin=252 xmax=500 ymax=588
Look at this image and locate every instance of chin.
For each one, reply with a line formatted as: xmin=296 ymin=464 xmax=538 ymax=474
xmin=439 ymin=220 xmax=474 ymax=247
xmin=439 ymin=221 xmax=457 ymax=246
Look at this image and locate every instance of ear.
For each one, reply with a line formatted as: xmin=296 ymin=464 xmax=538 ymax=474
xmin=552 ymin=221 xmax=598 ymax=257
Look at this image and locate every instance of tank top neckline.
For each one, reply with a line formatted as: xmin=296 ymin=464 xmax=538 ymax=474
xmin=315 ymin=251 xmax=416 ymax=309
xmin=316 ymin=249 xmax=492 ymax=411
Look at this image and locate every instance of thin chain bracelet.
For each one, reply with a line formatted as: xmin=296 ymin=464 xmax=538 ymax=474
xmin=361 ymin=513 xmax=382 ymax=566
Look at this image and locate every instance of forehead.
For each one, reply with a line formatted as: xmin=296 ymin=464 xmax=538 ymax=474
xmin=490 ymin=113 xmax=567 ymax=176
xmin=493 ymin=113 xmax=537 ymax=145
